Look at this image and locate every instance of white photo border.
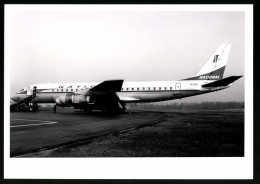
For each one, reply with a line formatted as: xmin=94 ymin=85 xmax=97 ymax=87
xmin=4 ymin=4 xmax=253 ymax=179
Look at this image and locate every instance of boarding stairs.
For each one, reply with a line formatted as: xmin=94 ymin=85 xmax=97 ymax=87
xmin=10 ymin=86 xmax=37 ymax=112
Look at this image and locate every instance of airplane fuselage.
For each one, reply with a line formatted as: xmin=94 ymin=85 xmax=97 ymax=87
xmin=12 ymin=80 xmax=228 ymax=104
xmin=11 ymin=44 xmax=239 ymax=112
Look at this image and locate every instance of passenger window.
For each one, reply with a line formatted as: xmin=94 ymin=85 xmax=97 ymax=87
xmin=76 ymin=89 xmax=78 ymax=91
xmin=66 ymin=89 xmax=68 ymax=92
xmin=132 ymin=88 xmax=134 ymax=91
xmin=148 ymin=87 xmax=150 ymax=90
xmin=71 ymin=89 xmax=73 ymax=92
xmin=154 ymin=87 xmax=156 ymax=90
xmin=143 ymin=87 xmax=145 ymax=90
xmin=170 ymin=87 xmax=172 ymax=90
xmin=159 ymin=87 xmax=161 ymax=90
xmin=126 ymin=88 xmax=128 ymax=91
xmin=165 ymin=87 xmax=167 ymax=90
xmin=137 ymin=88 xmax=139 ymax=90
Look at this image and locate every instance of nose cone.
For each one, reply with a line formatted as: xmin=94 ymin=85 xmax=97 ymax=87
xmin=11 ymin=95 xmax=19 ymax=102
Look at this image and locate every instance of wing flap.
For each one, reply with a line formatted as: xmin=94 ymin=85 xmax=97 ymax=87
xmin=202 ymin=76 xmax=242 ymax=88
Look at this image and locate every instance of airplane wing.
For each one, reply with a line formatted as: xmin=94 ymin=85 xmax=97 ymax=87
xmin=72 ymin=80 xmax=124 ymax=95
xmin=85 ymin=80 xmax=124 ymax=112
xmin=202 ymin=76 xmax=242 ymax=88
xmin=90 ymin=80 xmax=123 ymax=92
xmin=86 ymin=80 xmax=123 ymax=95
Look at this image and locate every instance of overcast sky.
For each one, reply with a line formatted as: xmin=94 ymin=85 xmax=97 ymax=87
xmin=6 ymin=5 xmax=245 ymax=102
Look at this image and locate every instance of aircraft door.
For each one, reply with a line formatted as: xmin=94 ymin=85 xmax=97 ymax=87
xmin=175 ymin=83 xmax=181 ymax=93
xmin=26 ymin=86 xmax=32 ymax=96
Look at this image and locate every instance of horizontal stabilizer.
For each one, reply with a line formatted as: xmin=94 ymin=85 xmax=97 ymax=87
xmin=202 ymin=76 xmax=242 ymax=88
xmin=91 ymin=80 xmax=124 ymax=92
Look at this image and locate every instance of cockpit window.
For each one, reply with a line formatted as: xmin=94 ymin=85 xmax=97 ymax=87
xmin=17 ymin=89 xmax=24 ymax=93
xmin=17 ymin=88 xmax=26 ymax=94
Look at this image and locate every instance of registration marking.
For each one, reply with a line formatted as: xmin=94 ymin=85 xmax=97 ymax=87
xmin=10 ymin=119 xmax=59 ymax=128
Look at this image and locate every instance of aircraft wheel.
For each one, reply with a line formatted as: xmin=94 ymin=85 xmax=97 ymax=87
xmin=85 ymin=109 xmax=92 ymax=113
xmin=120 ymin=108 xmax=126 ymax=113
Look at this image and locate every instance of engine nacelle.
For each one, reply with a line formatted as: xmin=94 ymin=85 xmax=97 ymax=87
xmin=72 ymin=95 xmax=86 ymax=103
xmin=55 ymin=94 xmax=72 ymax=106
xmin=55 ymin=94 xmax=87 ymax=106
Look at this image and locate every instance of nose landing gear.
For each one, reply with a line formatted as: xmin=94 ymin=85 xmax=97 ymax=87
xmin=29 ymin=86 xmax=38 ymax=112
xmin=29 ymin=102 xmax=38 ymax=112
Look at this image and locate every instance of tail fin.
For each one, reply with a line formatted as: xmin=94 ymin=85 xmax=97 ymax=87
xmin=184 ymin=44 xmax=231 ymax=80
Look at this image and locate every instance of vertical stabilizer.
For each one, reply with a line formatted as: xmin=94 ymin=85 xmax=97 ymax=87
xmin=184 ymin=44 xmax=231 ymax=80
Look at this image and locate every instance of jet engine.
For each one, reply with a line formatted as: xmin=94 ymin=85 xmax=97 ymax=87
xmin=72 ymin=95 xmax=87 ymax=104
xmin=55 ymin=94 xmax=88 ymax=107
xmin=55 ymin=93 xmax=123 ymax=113
xmin=55 ymin=94 xmax=72 ymax=106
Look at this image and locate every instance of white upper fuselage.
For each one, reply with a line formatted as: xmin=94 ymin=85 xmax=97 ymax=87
xmin=26 ymin=80 xmax=207 ymax=92
xmin=13 ymin=80 xmax=226 ymax=103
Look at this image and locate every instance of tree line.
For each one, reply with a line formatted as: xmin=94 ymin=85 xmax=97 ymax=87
xmin=130 ymin=101 xmax=244 ymax=110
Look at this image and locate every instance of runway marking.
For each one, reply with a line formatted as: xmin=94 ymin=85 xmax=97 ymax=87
xmin=10 ymin=119 xmax=59 ymax=128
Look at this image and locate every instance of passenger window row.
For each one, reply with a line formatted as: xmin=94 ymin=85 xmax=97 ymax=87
xmin=51 ymin=87 xmax=175 ymax=92
xmin=121 ymin=87 xmax=173 ymax=91
xmin=52 ymin=89 xmax=81 ymax=92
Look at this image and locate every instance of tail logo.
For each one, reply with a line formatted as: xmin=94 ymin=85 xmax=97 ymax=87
xmin=213 ymin=55 xmax=219 ymax=62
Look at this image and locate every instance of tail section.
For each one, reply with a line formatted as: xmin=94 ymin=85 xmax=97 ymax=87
xmin=184 ymin=44 xmax=231 ymax=80
xmin=202 ymin=76 xmax=242 ymax=88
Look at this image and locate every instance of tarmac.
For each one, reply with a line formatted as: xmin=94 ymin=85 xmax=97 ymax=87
xmin=10 ymin=107 xmax=244 ymax=157
xmin=10 ymin=107 xmax=164 ymax=157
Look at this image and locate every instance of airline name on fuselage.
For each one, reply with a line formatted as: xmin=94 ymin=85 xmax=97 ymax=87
xmin=199 ymin=76 xmax=220 ymax=80
xmin=58 ymin=85 xmax=95 ymax=88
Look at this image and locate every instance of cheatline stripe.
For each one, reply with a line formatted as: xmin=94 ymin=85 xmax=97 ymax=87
xmin=10 ymin=119 xmax=59 ymax=128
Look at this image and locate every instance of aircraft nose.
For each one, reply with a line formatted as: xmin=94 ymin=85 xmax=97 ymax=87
xmin=11 ymin=95 xmax=18 ymax=102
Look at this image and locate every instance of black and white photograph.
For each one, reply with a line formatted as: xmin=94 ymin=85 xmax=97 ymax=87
xmin=4 ymin=5 xmax=253 ymax=179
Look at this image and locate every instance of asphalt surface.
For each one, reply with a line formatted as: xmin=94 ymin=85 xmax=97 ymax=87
xmin=10 ymin=107 xmax=244 ymax=157
xmin=10 ymin=108 xmax=164 ymax=157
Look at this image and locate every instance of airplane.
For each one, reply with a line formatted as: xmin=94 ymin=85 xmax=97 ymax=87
xmin=11 ymin=44 xmax=242 ymax=113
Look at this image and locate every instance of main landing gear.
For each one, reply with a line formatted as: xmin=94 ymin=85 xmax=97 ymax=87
xmin=118 ymin=102 xmax=126 ymax=113
xmin=53 ymin=105 xmax=57 ymax=113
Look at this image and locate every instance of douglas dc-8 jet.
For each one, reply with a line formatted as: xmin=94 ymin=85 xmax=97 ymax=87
xmin=11 ymin=44 xmax=242 ymax=113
